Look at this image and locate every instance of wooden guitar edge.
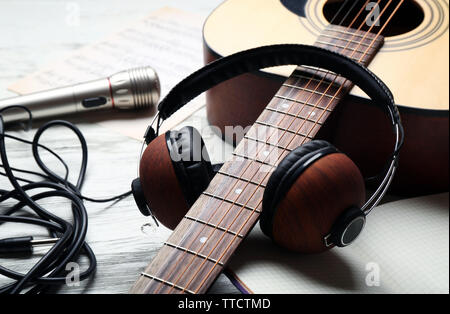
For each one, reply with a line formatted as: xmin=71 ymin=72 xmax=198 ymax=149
xmin=203 ymin=44 xmax=449 ymax=196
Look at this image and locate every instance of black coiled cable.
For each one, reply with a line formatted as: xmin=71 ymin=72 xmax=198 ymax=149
xmin=0 ymin=106 xmax=131 ymax=294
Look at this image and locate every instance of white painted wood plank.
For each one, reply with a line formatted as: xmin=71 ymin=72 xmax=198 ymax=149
xmin=0 ymin=0 xmax=239 ymax=294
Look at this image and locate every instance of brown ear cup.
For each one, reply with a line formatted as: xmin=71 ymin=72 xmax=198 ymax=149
xmin=261 ymin=141 xmax=366 ymax=253
xmin=139 ymin=133 xmax=190 ymax=230
xmin=137 ymin=127 xmax=214 ymax=230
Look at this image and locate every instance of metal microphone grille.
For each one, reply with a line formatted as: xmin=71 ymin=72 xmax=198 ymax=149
xmin=128 ymin=67 xmax=160 ymax=109
xmin=109 ymin=66 xmax=160 ymax=110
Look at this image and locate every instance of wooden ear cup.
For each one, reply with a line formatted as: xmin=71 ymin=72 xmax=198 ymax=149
xmin=135 ymin=133 xmax=189 ymax=230
xmin=133 ymin=127 xmax=214 ymax=230
xmin=260 ymin=140 xmax=366 ymax=253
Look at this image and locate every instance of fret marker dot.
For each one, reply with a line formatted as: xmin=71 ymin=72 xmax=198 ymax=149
xmin=282 ymin=103 xmax=289 ymax=109
xmin=235 ymin=188 xmax=243 ymax=195
xmin=309 ymin=111 xmax=316 ymax=117
xmin=263 ymin=151 xmax=270 ymax=157
xmin=200 ymin=237 xmax=208 ymax=244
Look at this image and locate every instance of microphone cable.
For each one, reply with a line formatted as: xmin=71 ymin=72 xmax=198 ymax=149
xmin=0 ymin=106 xmax=132 ymax=294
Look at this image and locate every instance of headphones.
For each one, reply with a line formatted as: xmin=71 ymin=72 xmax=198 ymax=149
xmin=131 ymin=44 xmax=404 ymax=253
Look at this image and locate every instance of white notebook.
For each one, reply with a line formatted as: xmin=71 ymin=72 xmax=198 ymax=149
xmin=229 ymin=193 xmax=449 ymax=294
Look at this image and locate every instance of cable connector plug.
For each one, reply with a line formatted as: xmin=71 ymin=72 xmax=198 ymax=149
xmin=0 ymin=236 xmax=58 ymax=254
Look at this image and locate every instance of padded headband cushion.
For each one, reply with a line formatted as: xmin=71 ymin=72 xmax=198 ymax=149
xmin=157 ymin=44 xmax=398 ymax=124
xmin=166 ymin=126 xmax=214 ymax=206
xmin=260 ymin=140 xmax=339 ymax=238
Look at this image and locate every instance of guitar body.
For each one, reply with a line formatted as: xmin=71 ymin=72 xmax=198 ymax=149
xmin=203 ymin=0 xmax=449 ymax=195
xmin=131 ymin=1 xmax=449 ymax=294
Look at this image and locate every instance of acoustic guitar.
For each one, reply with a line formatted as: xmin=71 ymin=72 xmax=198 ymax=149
xmin=203 ymin=0 xmax=449 ymax=195
xmin=131 ymin=0 xmax=448 ymax=294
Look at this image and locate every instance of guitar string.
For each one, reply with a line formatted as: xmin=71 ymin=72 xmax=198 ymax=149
xmin=168 ymin=0 xmax=379 ymax=294
xmin=164 ymin=0 xmax=380 ymax=293
xmin=337 ymin=0 xmax=367 ymax=27
xmin=148 ymin=0 xmax=362 ymax=294
xmin=156 ymin=0 xmax=396 ymax=294
xmin=177 ymin=1 xmax=390 ymax=291
xmin=158 ymin=2 xmax=375 ymax=294
xmin=191 ymin=0 xmax=405 ymax=294
xmin=188 ymin=2 xmax=391 ymax=293
xmin=183 ymin=0 xmax=394 ymax=293
xmin=192 ymin=0 xmax=403 ymax=294
xmin=171 ymin=0 xmax=383 ymax=294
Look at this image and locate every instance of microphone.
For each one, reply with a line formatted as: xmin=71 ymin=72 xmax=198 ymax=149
xmin=0 ymin=66 xmax=160 ymax=125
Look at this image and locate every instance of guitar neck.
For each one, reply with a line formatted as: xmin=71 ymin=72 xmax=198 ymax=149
xmin=130 ymin=25 xmax=384 ymax=294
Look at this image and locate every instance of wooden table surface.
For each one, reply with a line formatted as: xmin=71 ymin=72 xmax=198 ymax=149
xmin=0 ymin=0 xmax=240 ymax=294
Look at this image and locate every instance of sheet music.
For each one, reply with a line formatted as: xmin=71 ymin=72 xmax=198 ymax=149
xmin=8 ymin=7 xmax=206 ymax=139
xmin=229 ymin=193 xmax=449 ymax=294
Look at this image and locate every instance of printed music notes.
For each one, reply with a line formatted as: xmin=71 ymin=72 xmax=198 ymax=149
xmin=8 ymin=7 xmax=206 ymax=140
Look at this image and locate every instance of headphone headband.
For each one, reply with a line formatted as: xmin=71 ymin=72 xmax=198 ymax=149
xmin=148 ymin=44 xmax=404 ymax=215
xmin=157 ymin=44 xmax=399 ymax=124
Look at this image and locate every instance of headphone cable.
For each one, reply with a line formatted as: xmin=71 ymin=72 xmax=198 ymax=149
xmin=0 ymin=107 xmax=131 ymax=294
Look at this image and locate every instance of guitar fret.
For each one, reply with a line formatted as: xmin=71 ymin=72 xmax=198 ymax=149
xmin=202 ymin=191 xmax=262 ymax=213
xmin=184 ymin=215 xmax=245 ymax=238
xmin=282 ymin=83 xmax=341 ymax=99
xmin=244 ymin=134 xmax=293 ymax=152
xmin=273 ymin=95 xmax=335 ymax=111
xmin=318 ymin=33 xmax=372 ymax=48
xmin=284 ymin=76 xmax=340 ymax=92
xmin=185 ymin=195 xmax=262 ymax=242
xmin=296 ymin=65 xmax=337 ymax=77
xmin=265 ymin=106 xmax=327 ymax=125
xmin=290 ymin=73 xmax=341 ymax=88
xmin=220 ymin=158 xmax=272 ymax=188
xmin=140 ymin=272 xmax=195 ymax=294
xmin=232 ymin=152 xmax=276 ymax=168
xmin=217 ymin=170 xmax=267 ymax=188
xmin=246 ymin=123 xmax=316 ymax=150
xmin=294 ymin=66 xmax=348 ymax=86
xmin=255 ymin=120 xmax=317 ymax=137
xmin=164 ymin=241 xmax=225 ymax=266
xmin=315 ymin=40 xmax=371 ymax=55
xmin=203 ymin=173 xmax=265 ymax=213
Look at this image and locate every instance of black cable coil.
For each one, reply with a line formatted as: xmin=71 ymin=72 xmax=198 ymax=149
xmin=0 ymin=106 xmax=131 ymax=294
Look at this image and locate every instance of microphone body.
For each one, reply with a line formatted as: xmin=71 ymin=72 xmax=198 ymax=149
xmin=0 ymin=67 xmax=160 ymax=125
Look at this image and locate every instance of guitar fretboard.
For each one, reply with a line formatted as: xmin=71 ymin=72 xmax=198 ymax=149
xmin=130 ymin=25 xmax=384 ymax=294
